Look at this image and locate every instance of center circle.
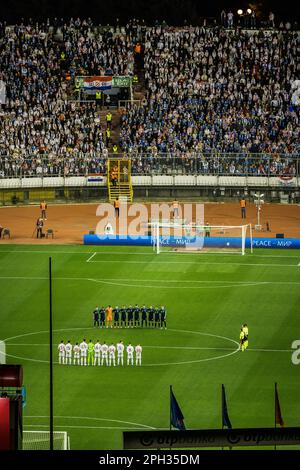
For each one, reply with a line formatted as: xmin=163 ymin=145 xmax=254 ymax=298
xmin=3 ymin=327 xmax=240 ymax=366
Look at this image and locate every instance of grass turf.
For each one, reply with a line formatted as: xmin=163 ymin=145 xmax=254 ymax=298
xmin=0 ymin=245 xmax=299 ymax=450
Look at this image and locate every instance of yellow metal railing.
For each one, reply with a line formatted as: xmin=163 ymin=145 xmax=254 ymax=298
xmin=107 ymin=159 xmax=133 ymax=202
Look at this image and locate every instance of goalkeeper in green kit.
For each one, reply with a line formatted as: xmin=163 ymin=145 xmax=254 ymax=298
xmin=87 ymin=339 xmax=94 ymax=365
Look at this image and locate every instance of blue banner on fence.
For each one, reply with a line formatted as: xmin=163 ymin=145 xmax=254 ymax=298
xmin=84 ymin=234 xmax=300 ymax=249
xmin=84 ymin=235 xmax=152 ymax=246
xmin=87 ymin=175 xmax=103 ymax=183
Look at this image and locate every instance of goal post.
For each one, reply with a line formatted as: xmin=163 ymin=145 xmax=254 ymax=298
xmin=151 ymin=223 xmax=253 ymax=255
xmin=0 ymin=341 xmax=6 ymax=364
xmin=22 ymin=431 xmax=70 ymax=450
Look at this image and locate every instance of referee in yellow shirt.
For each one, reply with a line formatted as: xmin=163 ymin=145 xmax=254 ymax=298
xmin=239 ymin=328 xmax=245 ymax=352
xmin=242 ymin=324 xmax=248 ymax=350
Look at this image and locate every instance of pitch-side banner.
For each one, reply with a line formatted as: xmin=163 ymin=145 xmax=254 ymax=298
xmin=123 ymin=427 xmax=300 ymax=449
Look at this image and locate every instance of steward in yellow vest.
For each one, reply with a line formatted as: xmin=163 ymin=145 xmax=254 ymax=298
xmin=106 ymin=112 xmax=112 ymax=128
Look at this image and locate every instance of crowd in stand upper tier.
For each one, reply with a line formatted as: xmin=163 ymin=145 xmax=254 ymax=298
xmin=0 ymin=18 xmax=299 ymax=177
xmin=120 ymin=27 xmax=300 ymax=158
xmin=0 ymin=19 xmax=134 ymax=176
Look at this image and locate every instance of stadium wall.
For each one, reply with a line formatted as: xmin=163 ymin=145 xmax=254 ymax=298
xmin=0 ymin=176 xmax=299 ymax=205
xmin=83 ymin=234 xmax=300 ymax=249
xmin=0 ymin=176 xmax=299 ymax=190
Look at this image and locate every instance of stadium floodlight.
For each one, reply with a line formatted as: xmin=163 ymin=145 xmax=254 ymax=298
xmin=253 ymin=194 xmax=265 ymax=231
xmin=237 ymin=9 xmax=243 ymax=15
xmin=247 ymin=8 xmax=252 ymax=14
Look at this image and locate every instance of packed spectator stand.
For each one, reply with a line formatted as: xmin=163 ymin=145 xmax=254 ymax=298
xmin=121 ymin=27 xmax=299 ymax=155
xmin=0 ymin=19 xmax=134 ymax=177
xmin=0 ymin=17 xmax=299 ymax=179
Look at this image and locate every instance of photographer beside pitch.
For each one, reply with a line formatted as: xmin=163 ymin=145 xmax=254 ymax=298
xmin=36 ymin=217 xmax=44 ymax=239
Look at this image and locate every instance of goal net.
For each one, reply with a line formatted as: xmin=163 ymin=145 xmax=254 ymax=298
xmin=151 ymin=222 xmax=253 ymax=255
xmin=22 ymin=431 xmax=70 ymax=450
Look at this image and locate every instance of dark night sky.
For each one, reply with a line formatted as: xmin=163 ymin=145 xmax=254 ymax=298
xmin=1 ymin=0 xmax=299 ymax=24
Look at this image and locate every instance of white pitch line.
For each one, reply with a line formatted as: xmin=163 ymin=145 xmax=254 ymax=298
xmin=85 ymin=278 xmax=266 ymax=289
xmin=3 ymin=346 xmax=241 ymax=366
xmin=5 ymin=343 xmax=238 ymax=351
xmin=6 ymin=343 xmax=293 ymax=353
xmin=0 ymin=250 xmax=92 ymax=255
xmin=2 ymin=327 xmax=240 ymax=366
xmin=143 ymin=346 xmax=293 ymax=353
xmin=0 ymin=249 xmax=155 ymax=256
xmin=0 ymin=276 xmax=275 ymax=283
xmin=1 ymin=276 xmax=300 ymax=291
xmin=0 ymin=248 xmax=299 ymax=263
xmin=66 ymin=279 xmax=300 ymax=285
xmin=246 ymin=348 xmax=292 ymax=352
xmin=2 ymin=326 xmax=292 ymax=369
xmin=0 ymin=248 xmax=299 ymax=257
xmin=24 ymin=424 xmax=149 ymax=430
xmin=87 ymin=259 xmax=299 ymax=267
xmin=0 ymin=275 xmax=300 ymax=284
xmin=24 ymin=415 xmax=156 ymax=429
xmin=86 ymin=252 xmax=96 ymax=263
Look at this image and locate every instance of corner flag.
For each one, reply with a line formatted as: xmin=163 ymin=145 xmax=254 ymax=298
xmin=275 ymin=383 xmax=284 ymax=427
xmin=170 ymin=386 xmax=186 ymax=431
xmin=222 ymin=384 xmax=232 ymax=429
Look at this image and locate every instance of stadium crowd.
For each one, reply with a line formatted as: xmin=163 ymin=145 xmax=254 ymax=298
xmin=0 ymin=20 xmax=299 ymax=178
xmin=120 ymin=27 xmax=299 ymax=158
xmin=0 ymin=19 xmax=133 ymax=176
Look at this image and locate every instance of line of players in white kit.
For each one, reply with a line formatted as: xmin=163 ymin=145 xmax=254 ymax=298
xmin=58 ymin=339 xmax=143 ymax=366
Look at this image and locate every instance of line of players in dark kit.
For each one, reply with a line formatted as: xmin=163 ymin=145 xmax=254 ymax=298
xmin=93 ymin=305 xmax=167 ymax=329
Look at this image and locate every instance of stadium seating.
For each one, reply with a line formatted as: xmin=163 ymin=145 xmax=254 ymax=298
xmin=0 ymin=20 xmax=299 ymax=180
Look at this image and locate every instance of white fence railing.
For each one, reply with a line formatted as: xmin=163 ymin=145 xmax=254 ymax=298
xmin=0 ymin=175 xmax=298 ymax=190
xmin=0 ymin=153 xmax=299 ymax=179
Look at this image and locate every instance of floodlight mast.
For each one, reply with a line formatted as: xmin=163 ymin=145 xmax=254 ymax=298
xmin=254 ymin=193 xmax=264 ymax=230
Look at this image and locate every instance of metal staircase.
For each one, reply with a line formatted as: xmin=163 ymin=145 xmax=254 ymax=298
xmin=107 ymin=159 xmax=133 ymax=203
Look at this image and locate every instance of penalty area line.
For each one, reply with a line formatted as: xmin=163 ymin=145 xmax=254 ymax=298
xmin=86 ymin=252 xmax=96 ymax=263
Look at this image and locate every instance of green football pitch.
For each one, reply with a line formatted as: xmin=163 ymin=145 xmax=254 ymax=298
xmin=0 ymin=245 xmax=299 ymax=450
